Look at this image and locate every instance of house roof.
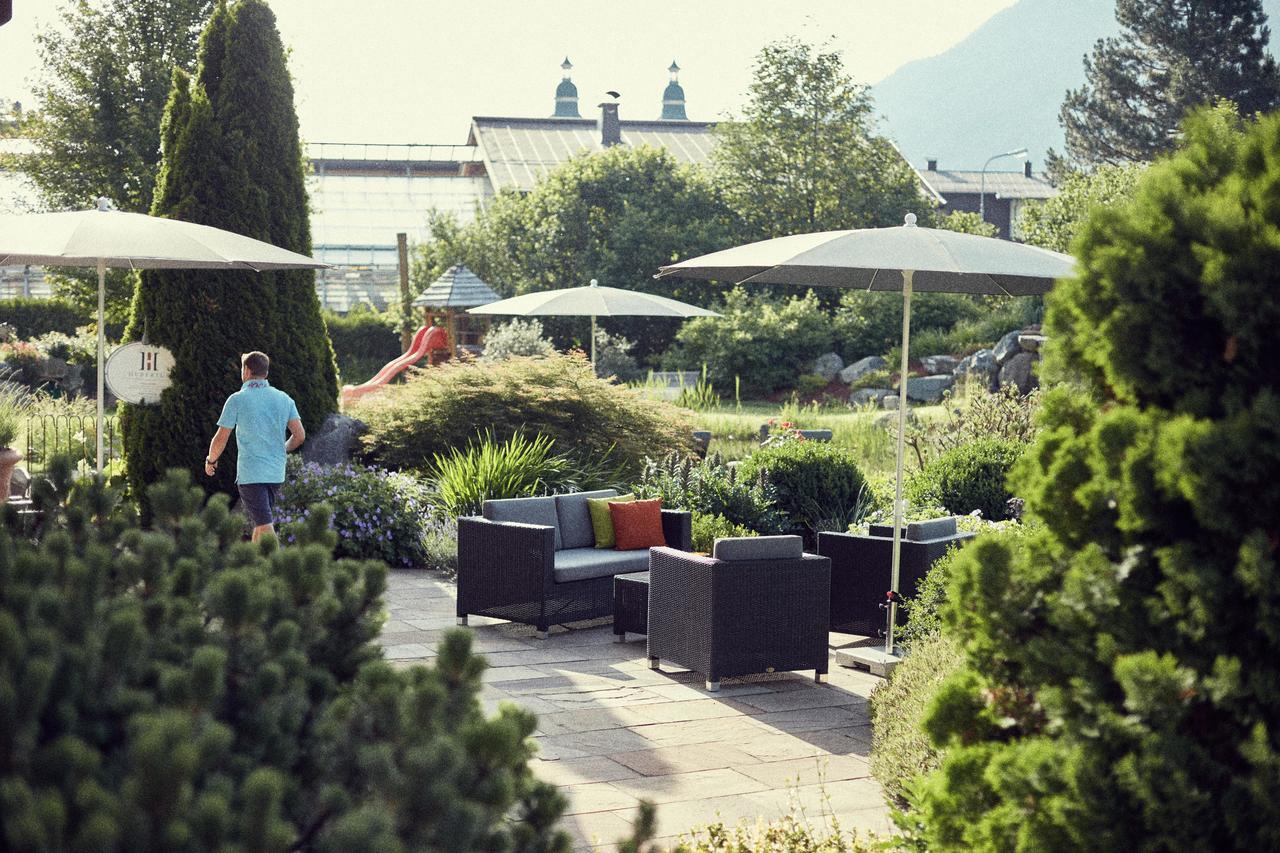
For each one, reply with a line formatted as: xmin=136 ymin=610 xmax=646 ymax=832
xmin=467 ymin=116 xmax=716 ymax=192
xmin=412 ymin=264 xmax=500 ymax=309
xmin=918 ymin=168 xmax=1057 ymax=201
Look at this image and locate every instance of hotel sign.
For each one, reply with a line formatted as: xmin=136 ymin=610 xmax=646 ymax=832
xmin=105 ymin=343 xmax=175 ymax=405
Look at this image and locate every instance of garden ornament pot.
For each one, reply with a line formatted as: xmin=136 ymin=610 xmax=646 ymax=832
xmin=0 ymin=447 xmax=21 ymax=503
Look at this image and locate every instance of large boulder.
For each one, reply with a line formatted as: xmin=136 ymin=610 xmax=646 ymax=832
xmin=906 ymin=374 xmax=955 ymax=403
xmin=839 ymin=355 xmax=887 ymax=384
xmin=920 ymin=354 xmax=960 ymax=375
xmin=993 ymin=330 xmax=1023 ymax=365
xmin=999 ymin=351 xmax=1039 ymax=394
xmin=301 ymin=412 xmax=366 ymax=467
xmin=954 ymin=348 xmax=999 ymax=390
xmin=813 ymin=352 xmax=844 ymax=381
xmin=850 ymin=387 xmax=894 ymax=407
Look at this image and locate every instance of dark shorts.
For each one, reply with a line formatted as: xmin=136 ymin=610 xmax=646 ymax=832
xmin=239 ymin=482 xmax=281 ymax=527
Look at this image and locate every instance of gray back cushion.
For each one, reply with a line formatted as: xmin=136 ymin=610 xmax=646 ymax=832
xmin=907 ymin=517 xmax=958 ymax=541
xmin=713 ymin=535 xmax=804 ymax=561
xmin=555 ymin=489 xmax=618 ymax=550
xmin=483 ymin=496 xmax=562 ymax=549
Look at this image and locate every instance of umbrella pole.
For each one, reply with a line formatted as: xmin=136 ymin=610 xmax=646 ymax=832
xmin=887 ymin=269 xmax=913 ymax=656
xmin=590 ymin=315 xmax=597 ymax=365
xmin=96 ymin=259 xmax=106 ymax=475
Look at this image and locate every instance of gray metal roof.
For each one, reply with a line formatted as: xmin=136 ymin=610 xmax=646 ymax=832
xmin=412 ymin=264 xmax=500 ymax=308
xmin=918 ymin=168 xmax=1057 ymax=201
xmin=468 ymin=116 xmax=716 ymax=192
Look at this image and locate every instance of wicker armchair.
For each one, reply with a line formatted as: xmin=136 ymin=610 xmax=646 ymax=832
xmin=457 ymin=491 xmax=691 ymax=638
xmin=647 ymin=537 xmax=831 ymax=691
xmin=817 ymin=517 xmax=975 ymax=636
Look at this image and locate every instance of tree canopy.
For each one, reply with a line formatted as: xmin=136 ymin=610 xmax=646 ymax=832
xmin=1058 ymin=0 xmax=1280 ymax=167
xmin=22 ymin=0 xmax=214 ymax=322
xmin=711 ymin=37 xmax=926 ymax=239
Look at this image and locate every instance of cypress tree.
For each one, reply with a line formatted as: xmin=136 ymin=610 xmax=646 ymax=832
xmin=121 ymin=0 xmax=337 ymax=499
xmin=1059 ymin=0 xmax=1280 ymax=166
xmin=914 ymin=108 xmax=1280 ymax=850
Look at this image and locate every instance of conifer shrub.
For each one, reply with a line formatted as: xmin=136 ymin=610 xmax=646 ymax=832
xmin=736 ymin=439 xmax=871 ymax=539
xmin=356 ymin=354 xmax=693 ymax=478
xmin=904 ymin=438 xmax=1025 ymax=521
xmin=0 ymin=461 xmax=569 ymax=851
xmin=911 ymin=110 xmax=1280 ymax=850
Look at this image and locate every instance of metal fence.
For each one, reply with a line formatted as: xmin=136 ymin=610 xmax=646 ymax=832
xmin=22 ymin=413 xmax=120 ymax=480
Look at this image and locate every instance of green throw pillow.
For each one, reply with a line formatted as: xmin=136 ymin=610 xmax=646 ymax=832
xmin=588 ymin=493 xmax=634 ymax=548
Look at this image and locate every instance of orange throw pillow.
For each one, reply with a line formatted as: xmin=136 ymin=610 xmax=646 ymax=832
xmin=609 ymin=498 xmax=666 ymax=551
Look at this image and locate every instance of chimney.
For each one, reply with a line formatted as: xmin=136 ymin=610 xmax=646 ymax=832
xmin=926 ymin=158 xmax=938 ymax=171
xmin=599 ymin=100 xmax=621 ymax=147
xmin=1024 ymin=160 xmax=1032 ymax=178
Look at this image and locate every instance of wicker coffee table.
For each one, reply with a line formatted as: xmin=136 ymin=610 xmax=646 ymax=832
xmin=613 ymin=571 xmax=650 ymax=642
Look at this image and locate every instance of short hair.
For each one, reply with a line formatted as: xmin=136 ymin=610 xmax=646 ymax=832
xmin=241 ymin=351 xmax=270 ymax=377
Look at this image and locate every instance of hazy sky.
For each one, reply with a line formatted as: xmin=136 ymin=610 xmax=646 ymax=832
xmin=1 ymin=0 xmax=1017 ymax=144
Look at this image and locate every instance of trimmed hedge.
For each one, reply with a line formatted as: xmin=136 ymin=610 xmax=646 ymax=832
xmin=356 ymin=353 xmax=693 ymax=477
xmin=905 ymin=438 xmax=1025 ymax=521
xmin=323 ymin=308 xmax=401 ymax=384
xmin=736 ymin=439 xmax=870 ymax=537
xmin=0 ymin=297 xmax=88 ymax=338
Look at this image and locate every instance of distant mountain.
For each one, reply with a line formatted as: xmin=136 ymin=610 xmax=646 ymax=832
xmin=873 ymin=0 xmax=1280 ymax=170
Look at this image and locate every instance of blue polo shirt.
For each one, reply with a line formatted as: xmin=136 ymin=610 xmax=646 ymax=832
xmin=216 ymin=379 xmax=300 ymax=484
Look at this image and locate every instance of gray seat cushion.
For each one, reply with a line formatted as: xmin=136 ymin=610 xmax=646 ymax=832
xmin=483 ymin=496 xmax=561 ymax=550
xmin=555 ymin=489 xmax=618 ymax=550
xmin=553 ymin=547 xmax=651 ymax=583
xmin=712 ymin=535 xmax=804 ymax=561
xmin=907 ymin=517 xmax=958 ymax=541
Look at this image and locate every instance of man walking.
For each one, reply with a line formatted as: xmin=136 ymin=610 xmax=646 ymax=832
xmin=205 ymin=351 xmax=306 ymax=542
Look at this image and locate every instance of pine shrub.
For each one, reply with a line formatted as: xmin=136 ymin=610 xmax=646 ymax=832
xmin=912 ymin=110 xmax=1280 ymax=850
xmin=904 ymin=438 xmax=1025 ymax=521
xmin=0 ymin=461 xmax=569 ymax=851
xmin=356 ymin=353 xmax=693 ymax=478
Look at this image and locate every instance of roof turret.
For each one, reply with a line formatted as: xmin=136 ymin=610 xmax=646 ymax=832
xmin=660 ymin=61 xmax=687 ymax=120
xmin=554 ymin=57 xmax=581 ymax=118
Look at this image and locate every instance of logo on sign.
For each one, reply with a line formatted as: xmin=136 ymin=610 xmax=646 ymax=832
xmin=105 ymin=342 xmax=176 ymax=405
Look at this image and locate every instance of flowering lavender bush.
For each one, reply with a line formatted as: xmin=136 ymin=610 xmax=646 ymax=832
xmin=277 ymin=457 xmax=435 ymax=568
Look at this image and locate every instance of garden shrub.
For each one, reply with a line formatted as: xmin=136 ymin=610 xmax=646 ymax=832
xmin=356 ymin=353 xmax=692 ymax=478
xmin=0 ymin=461 xmax=569 ymax=851
xmin=430 ymin=430 xmax=625 ymax=518
xmin=479 ymin=318 xmax=555 ymax=361
xmin=276 ymin=458 xmax=434 ymax=568
xmin=421 ymin=515 xmax=459 ymax=578
xmin=690 ymin=512 xmax=757 ymax=553
xmin=903 ymin=385 xmax=1044 ymax=471
xmin=0 ymin=296 xmax=87 ymax=338
xmin=667 ymin=287 xmax=832 ymax=396
xmin=905 ymin=438 xmax=1024 ymax=521
xmin=323 ymin=307 xmax=401 ymax=384
xmin=592 ymin=327 xmax=641 ymax=382
xmin=736 ymin=439 xmax=871 ymax=538
xmin=666 ymin=801 xmax=882 ymax=852
xmin=634 ymin=452 xmax=785 ymax=535
xmin=868 ymin=632 xmax=966 ymax=806
xmin=910 ymin=109 xmax=1280 ymax=850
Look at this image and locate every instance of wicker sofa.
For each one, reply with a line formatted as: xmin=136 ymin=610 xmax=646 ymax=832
xmin=456 ymin=490 xmax=691 ymax=638
xmin=817 ymin=517 xmax=975 ymax=636
xmin=647 ymin=536 xmax=831 ymax=691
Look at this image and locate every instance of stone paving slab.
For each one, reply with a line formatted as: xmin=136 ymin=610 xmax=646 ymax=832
xmin=380 ymin=570 xmax=891 ymax=850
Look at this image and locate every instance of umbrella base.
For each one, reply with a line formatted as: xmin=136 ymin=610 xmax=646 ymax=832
xmin=835 ymin=647 xmax=902 ymax=678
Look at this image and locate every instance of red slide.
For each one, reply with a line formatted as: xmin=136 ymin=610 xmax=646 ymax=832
xmin=341 ymin=325 xmax=449 ymax=406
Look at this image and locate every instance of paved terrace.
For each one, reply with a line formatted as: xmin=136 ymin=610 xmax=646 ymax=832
xmin=381 ymin=570 xmax=892 ymax=851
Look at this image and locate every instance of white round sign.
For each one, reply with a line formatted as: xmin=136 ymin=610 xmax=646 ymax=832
xmin=105 ymin=342 xmax=175 ymax=405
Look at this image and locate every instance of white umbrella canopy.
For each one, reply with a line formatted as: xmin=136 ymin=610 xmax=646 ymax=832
xmin=0 ymin=198 xmax=328 ymax=472
xmin=468 ymin=279 xmax=719 ymax=362
xmin=657 ymin=213 xmax=1075 ymax=661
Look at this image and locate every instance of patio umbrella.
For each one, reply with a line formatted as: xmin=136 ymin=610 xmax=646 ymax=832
xmin=656 ymin=212 xmax=1075 ymax=662
xmin=0 ymin=198 xmax=327 ymax=472
xmin=467 ymin=278 xmax=719 ymax=362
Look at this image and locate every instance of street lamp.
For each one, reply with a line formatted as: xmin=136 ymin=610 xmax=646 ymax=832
xmin=980 ymin=147 xmax=1028 ymax=226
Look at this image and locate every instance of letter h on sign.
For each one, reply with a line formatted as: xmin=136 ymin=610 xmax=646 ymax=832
xmin=140 ymin=351 xmax=157 ymax=371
